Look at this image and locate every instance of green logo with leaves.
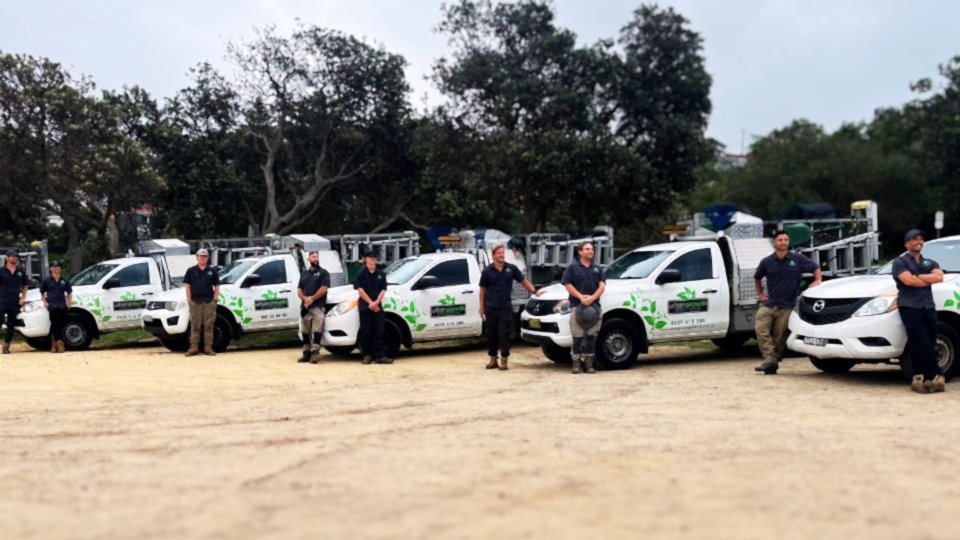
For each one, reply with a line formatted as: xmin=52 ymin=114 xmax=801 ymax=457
xmin=677 ymin=287 xmax=696 ymax=300
xmin=261 ymin=290 xmax=278 ymax=300
xmin=383 ymin=296 xmax=428 ymax=332
xmin=120 ymin=291 xmax=136 ymax=301
xmin=622 ymin=292 xmax=667 ymax=330
xmin=75 ymin=295 xmax=111 ymax=323
xmin=219 ymin=292 xmax=253 ymax=325
xmin=438 ymin=294 xmax=456 ymax=306
xmin=943 ymin=287 xmax=960 ymax=311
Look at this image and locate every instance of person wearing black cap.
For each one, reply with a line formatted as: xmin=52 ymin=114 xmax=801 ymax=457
xmin=354 ymin=252 xmax=391 ymax=365
xmin=479 ymin=243 xmax=537 ymax=370
xmin=562 ymin=241 xmax=606 ymax=374
xmin=297 ymin=251 xmax=330 ymax=364
xmin=892 ymin=228 xmax=946 ymax=393
xmin=40 ymin=261 xmax=72 ymax=353
xmin=0 ymin=250 xmax=29 ymax=354
xmin=182 ymin=248 xmax=220 ymax=357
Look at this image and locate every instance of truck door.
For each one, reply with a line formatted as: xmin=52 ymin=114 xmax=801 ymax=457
xmin=102 ymin=262 xmax=154 ymax=330
xmin=243 ymin=259 xmax=299 ymax=330
xmin=407 ymin=259 xmax=482 ymax=340
xmin=649 ymin=247 xmax=729 ymax=340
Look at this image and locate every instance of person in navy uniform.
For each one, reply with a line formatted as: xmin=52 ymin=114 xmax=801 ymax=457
xmin=562 ymin=241 xmax=606 ymax=374
xmin=893 ymin=229 xmax=946 ymax=393
xmin=479 ymin=243 xmax=537 ymax=370
xmin=182 ymin=249 xmax=220 ymax=357
xmin=354 ymin=252 xmax=391 ymax=365
xmin=753 ymin=230 xmax=822 ymax=375
xmin=297 ymin=251 xmax=330 ymax=364
xmin=0 ymin=250 xmax=29 ymax=355
xmin=40 ymin=261 xmax=72 ymax=353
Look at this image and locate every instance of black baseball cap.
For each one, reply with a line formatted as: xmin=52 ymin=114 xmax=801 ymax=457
xmin=4 ymin=250 xmax=18 ymax=258
xmin=904 ymin=228 xmax=925 ymax=243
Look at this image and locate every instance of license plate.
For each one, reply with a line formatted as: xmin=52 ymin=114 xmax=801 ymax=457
xmin=143 ymin=314 xmax=153 ymax=323
xmin=803 ymin=336 xmax=828 ymax=347
xmin=528 ymin=318 xmax=541 ymax=329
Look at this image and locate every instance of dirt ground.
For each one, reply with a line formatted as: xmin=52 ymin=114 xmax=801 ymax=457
xmin=1 ymin=340 xmax=958 ymax=540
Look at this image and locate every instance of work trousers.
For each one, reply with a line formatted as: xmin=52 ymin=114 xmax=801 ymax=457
xmin=359 ymin=309 xmax=385 ymax=359
xmin=755 ymin=305 xmax=792 ymax=363
xmin=899 ymin=306 xmax=942 ymax=380
xmin=485 ymin=307 xmax=514 ymax=358
xmin=189 ymin=301 xmax=217 ymax=347
xmin=48 ymin=307 xmax=68 ymax=342
xmin=300 ymin=306 xmax=326 ymax=353
xmin=570 ymin=309 xmax=601 ymax=358
xmin=1 ymin=306 xmax=18 ymax=343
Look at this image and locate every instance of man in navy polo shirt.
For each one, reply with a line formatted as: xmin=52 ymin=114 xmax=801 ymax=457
xmin=183 ymin=249 xmax=220 ymax=357
xmin=479 ymin=243 xmax=537 ymax=370
xmin=40 ymin=261 xmax=72 ymax=353
xmin=0 ymin=251 xmax=28 ymax=355
xmin=355 ymin=252 xmax=391 ymax=365
xmin=562 ymin=241 xmax=606 ymax=374
xmin=893 ymin=229 xmax=946 ymax=393
xmin=753 ymin=231 xmax=822 ymax=375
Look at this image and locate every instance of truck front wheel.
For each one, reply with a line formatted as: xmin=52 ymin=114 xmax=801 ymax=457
xmin=384 ymin=319 xmax=402 ymax=358
xmin=213 ymin=314 xmax=233 ymax=352
xmin=809 ymin=356 xmax=856 ymax=374
xmin=63 ymin=314 xmax=94 ymax=351
xmin=596 ymin=319 xmax=641 ymax=370
xmin=898 ymin=323 xmax=959 ymax=381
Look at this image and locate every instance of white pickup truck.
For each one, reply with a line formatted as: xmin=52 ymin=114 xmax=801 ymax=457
xmin=787 ymin=235 xmax=960 ymax=378
xmin=322 ymin=252 xmax=486 ymax=357
xmin=520 ymin=237 xmax=773 ymax=369
xmin=17 ymin=256 xmax=171 ymax=350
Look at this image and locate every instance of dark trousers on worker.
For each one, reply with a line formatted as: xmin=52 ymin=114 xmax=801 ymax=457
xmin=48 ymin=307 xmax=68 ymax=342
xmin=359 ymin=309 xmax=385 ymax=359
xmin=900 ymin=306 xmax=942 ymax=380
xmin=485 ymin=307 xmax=513 ymax=358
xmin=1 ymin=306 xmax=18 ymax=343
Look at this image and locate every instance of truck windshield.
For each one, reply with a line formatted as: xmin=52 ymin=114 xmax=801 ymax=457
xmin=385 ymin=258 xmax=432 ymax=285
xmin=219 ymin=260 xmax=256 ymax=284
xmin=876 ymin=239 xmax=960 ymax=274
xmin=71 ymin=263 xmax=119 ymax=286
xmin=604 ymin=250 xmax=673 ymax=279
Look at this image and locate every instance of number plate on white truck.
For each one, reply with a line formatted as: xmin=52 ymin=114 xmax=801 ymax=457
xmin=803 ymin=336 xmax=828 ymax=347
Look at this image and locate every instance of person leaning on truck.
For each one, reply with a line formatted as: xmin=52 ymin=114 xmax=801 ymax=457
xmin=893 ymin=229 xmax=946 ymax=394
xmin=297 ymin=251 xmax=330 ymax=364
xmin=753 ymin=230 xmax=822 ymax=375
xmin=562 ymin=241 xmax=606 ymax=374
xmin=40 ymin=261 xmax=72 ymax=353
xmin=0 ymin=250 xmax=29 ymax=354
xmin=479 ymin=243 xmax=537 ymax=371
xmin=183 ymin=248 xmax=220 ymax=357
xmin=355 ymin=252 xmax=392 ymax=365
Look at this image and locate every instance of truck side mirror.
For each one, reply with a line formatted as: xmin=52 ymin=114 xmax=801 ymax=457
xmin=103 ymin=277 xmax=122 ymax=289
xmin=413 ymin=275 xmax=440 ymax=290
xmin=656 ymin=269 xmax=682 ymax=285
xmin=241 ymin=274 xmax=262 ymax=288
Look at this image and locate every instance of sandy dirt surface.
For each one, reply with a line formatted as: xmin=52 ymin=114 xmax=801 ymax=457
xmin=1 ymin=340 xmax=958 ymax=540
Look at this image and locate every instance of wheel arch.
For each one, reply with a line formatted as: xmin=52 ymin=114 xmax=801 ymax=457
xmin=216 ymin=305 xmax=242 ymax=338
xmin=66 ymin=307 xmax=100 ymax=338
xmin=602 ymin=308 xmax=648 ymax=353
xmin=384 ymin=312 xmax=412 ymax=349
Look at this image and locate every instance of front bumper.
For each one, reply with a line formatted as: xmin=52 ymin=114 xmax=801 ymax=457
xmin=16 ymin=308 xmax=51 ymax=338
xmin=321 ymin=309 xmax=360 ymax=347
xmin=787 ymin=309 xmax=906 ymax=360
xmin=141 ymin=309 xmax=189 ymax=339
xmin=519 ymin=310 xmax=572 ymax=348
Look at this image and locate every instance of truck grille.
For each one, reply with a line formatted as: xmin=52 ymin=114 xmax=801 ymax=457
xmin=525 ymin=299 xmax=559 ymax=316
xmin=798 ymin=297 xmax=870 ymax=325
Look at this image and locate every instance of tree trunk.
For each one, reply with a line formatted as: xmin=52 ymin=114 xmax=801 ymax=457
xmin=64 ymin=217 xmax=82 ymax=274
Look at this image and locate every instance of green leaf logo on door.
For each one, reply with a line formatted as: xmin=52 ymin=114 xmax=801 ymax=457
xmin=944 ymin=288 xmax=960 ymax=311
xmin=219 ymin=292 xmax=253 ymax=325
xmin=75 ymin=295 xmax=111 ymax=323
xmin=383 ymin=296 xmax=428 ymax=332
xmin=676 ymin=287 xmax=696 ymax=300
xmin=622 ymin=291 xmax=667 ymax=330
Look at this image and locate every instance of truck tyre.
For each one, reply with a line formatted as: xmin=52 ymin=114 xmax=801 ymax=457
xmin=25 ymin=336 xmax=52 ymax=351
xmin=324 ymin=345 xmax=355 ymax=356
xmin=63 ymin=314 xmax=94 ymax=351
xmin=213 ymin=314 xmax=233 ymax=353
xmin=384 ymin=319 xmax=402 ymax=358
xmin=596 ymin=319 xmax=640 ymax=370
xmin=809 ymin=356 xmax=856 ymax=374
xmin=712 ymin=334 xmax=750 ymax=354
xmin=541 ymin=342 xmax=570 ymax=363
xmin=898 ymin=323 xmax=959 ymax=381
xmin=159 ymin=336 xmax=189 ymax=352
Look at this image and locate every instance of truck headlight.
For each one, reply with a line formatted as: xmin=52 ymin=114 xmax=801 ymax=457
xmin=328 ymin=299 xmax=358 ymax=317
xmin=852 ymin=293 xmax=898 ymax=317
xmin=164 ymin=301 xmax=188 ymax=311
xmin=22 ymin=300 xmax=44 ymax=313
xmin=553 ymin=299 xmax=571 ymax=314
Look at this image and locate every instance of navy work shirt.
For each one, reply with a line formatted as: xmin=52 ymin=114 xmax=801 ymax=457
xmin=562 ymin=262 xmax=605 ymax=308
xmin=40 ymin=276 xmax=72 ymax=309
xmin=354 ymin=268 xmax=387 ymax=311
xmin=0 ymin=266 xmax=28 ymax=309
xmin=183 ymin=265 xmax=220 ymax=303
xmin=891 ymin=253 xmax=940 ymax=309
xmin=754 ymin=251 xmax=819 ymax=308
xmin=298 ymin=265 xmax=331 ymax=307
xmin=479 ymin=263 xmax=524 ymax=310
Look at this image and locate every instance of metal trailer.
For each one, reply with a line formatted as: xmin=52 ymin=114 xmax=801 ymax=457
xmin=330 ymin=231 xmax=421 ymax=282
xmin=195 ymin=234 xmax=347 ymax=288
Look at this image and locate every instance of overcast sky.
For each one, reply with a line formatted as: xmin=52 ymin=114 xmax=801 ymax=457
xmin=2 ymin=0 xmax=958 ymax=152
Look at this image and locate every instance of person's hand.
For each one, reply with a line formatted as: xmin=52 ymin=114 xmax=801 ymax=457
xmin=534 ymin=289 xmax=545 ymax=297
xmin=479 ymin=307 xmax=485 ymax=319
xmin=758 ymin=292 xmax=768 ymax=302
xmin=19 ymin=297 xmax=25 ymax=306
xmin=581 ymin=294 xmax=594 ymax=306
xmin=304 ymin=297 xmax=313 ymax=308
xmin=808 ymin=280 xmax=822 ymax=288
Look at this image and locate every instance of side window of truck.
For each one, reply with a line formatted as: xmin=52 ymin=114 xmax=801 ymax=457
xmin=666 ymin=248 xmax=713 ymax=282
xmin=424 ymin=260 xmax=470 ymax=287
xmin=256 ymin=261 xmax=287 ymax=286
xmin=115 ymin=263 xmax=151 ymax=287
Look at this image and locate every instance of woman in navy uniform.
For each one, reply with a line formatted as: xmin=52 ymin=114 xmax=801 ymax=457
xmin=40 ymin=261 xmax=73 ymax=353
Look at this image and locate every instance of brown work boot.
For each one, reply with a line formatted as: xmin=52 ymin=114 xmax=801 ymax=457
xmin=571 ymin=355 xmax=582 ymax=374
xmin=50 ymin=341 xmax=57 ymax=353
xmin=309 ymin=351 xmax=321 ymax=364
xmin=203 ymin=345 xmax=216 ymax=356
xmin=498 ymin=356 xmax=509 ymax=371
xmin=911 ymin=375 xmax=929 ymax=394
xmin=362 ymin=355 xmax=373 ymax=365
xmin=583 ymin=355 xmax=596 ymax=374
xmin=185 ymin=345 xmax=199 ymax=357
xmin=486 ymin=356 xmax=498 ymax=369
xmin=56 ymin=340 xmax=66 ymax=353
xmin=924 ymin=375 xmax=946 ymax=393
xmin=374 ymin=357 xmax=394 ymax=364
xmin=2 ymin=342 xmax=10 ymax=354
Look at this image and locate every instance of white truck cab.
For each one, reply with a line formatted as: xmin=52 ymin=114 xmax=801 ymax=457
xmin=521 ymin=237 xmax=771 ymax=369
xmin=17 ymin=256 xmax=169 ymax=350
xmin=788 ymin=235 xmax=960 ymax=377
xmin=322 ymin=252 xmax=485 ymax=357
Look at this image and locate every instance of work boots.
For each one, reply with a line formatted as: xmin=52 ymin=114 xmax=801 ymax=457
xmin=911 ymin=375 xmax=929 ymax=394
xmin=309 ymin=351 xmax=321 ymax=364
xmin=2 ymin=342 xmax=10 ymax=354
xmin=924 ymin=375 xmax=946 ymax=393
xmin=203 ymin=345 xmax=216 ymax=356
xmin=499 ymin=356 xmax=509 ymax=371
xmin=583 ymin=355 xmax=596 ymax=374
xmin=51 ymin=341 xmax=57 ymax=353
xmin=298 ymin=349 xmax=312 ymax=363
xmin=486 ymin=356 xmax=498 ymax=369
xmin=571 ymin=355 xmax=582 ymax=374
xmin=754 ymin=361 xmax=778 ymax=375
xmin=185 ymin=345 xmax=199 ymax=357
xmin=362 ymin=355 xmax=373 ymax=365
xmin=56 ymin=341 xmax=65 ymax=353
